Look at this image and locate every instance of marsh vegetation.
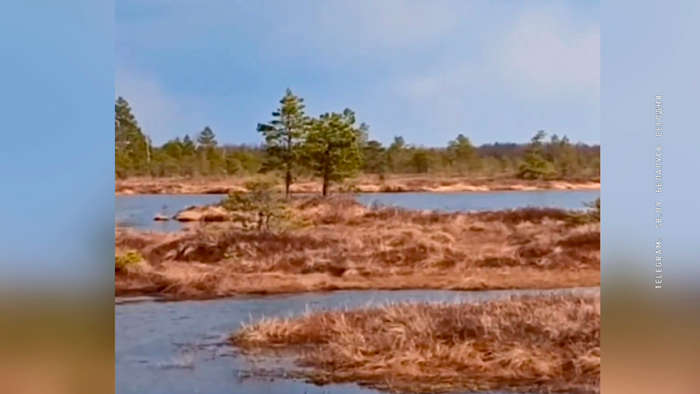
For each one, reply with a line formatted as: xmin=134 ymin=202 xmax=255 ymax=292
xmin=115 ymin=194 xmax=599 ymax=300
xmin=231 ymin=293 xmax=600 ymax=394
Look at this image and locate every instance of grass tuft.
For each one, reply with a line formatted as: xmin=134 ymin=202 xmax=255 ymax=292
xmin=115 ymin=250 xmax=143 ymax=272
xmin=231 ymin=293 xmax=600 ymax=394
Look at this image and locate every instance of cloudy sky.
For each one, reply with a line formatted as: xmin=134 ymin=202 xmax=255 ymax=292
xmin=116 ymin=0 xmax=600 ymax=147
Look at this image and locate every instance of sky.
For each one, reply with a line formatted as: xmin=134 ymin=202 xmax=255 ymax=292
xmin=116 ymin=0 xmax=600 ymax=147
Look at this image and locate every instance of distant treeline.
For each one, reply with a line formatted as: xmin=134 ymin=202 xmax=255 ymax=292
xmin=116 ymin=90 xmax=599 ymax=190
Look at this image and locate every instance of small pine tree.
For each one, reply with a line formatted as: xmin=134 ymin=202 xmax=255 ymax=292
xmin=386 ymin=136 xmax=406 ymax=173
xmin=182 ymin=135 xmax=196 ymax=155
xmin=552 ymin=135 xmax=580 ymax=178
xmin=447 ymin=134 xmax=477 ymax=175
xmin=362 ymin=140 xmax=387 ymax=175
xmin=410 ymin=150 xmax=430 ymax=173
xmin=517 ymin=131 xmax=556 ymax=180
xmin=197 ymin=126 xmax=218 ymax=148
xmin=220 ymin=176 xmax=289 ymax=231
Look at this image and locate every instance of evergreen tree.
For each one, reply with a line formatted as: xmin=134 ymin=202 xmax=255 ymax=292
xmin=114 ymin=93 xmax=599 ymax=182
xmin=410 ymin=150 xmax=430 ymax=173
xmin=257 ymin=89 xmax=308 ymax=197
xmin=162 ymin=138 xmax=184 ymax=161
xmin=447 ymin=134 xmax=477 ymax=175
xmin=362 ymin=140 xmax=387 ymax=174
xmin=303 ymin=110 xmax=364 ymax=196
xmin=387 ymin=136 xmax=406 ymax=173
xmin=182 ymin=135 xmax=196 ymax=155
xmin=226 ymin=149 xmax=264 ymax=175
xmin=115 ymin=97 xmax=148 ymax=177
xmin=517 ymin=131 xmax=556 ymax=180
xmin=552 ymin=135 xmax=579 ymax=178
xmin=179 ymin=134 xmax=197 ymax=176
xmin=224 ymin=153 xmax=243 ymax=175
xmin=195 ymin=126 xmax=224 ymax=175
xmin=197 ymin=126 xmax=218 ymax=148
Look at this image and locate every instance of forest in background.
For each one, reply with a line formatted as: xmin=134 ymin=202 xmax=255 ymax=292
xmin=115 ymin=90 xmax=600 ymax=189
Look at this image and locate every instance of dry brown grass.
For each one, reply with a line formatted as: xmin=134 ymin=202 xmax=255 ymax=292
xmin=231 ymin=293 xmax=600 ymax=394
xmin=115 ymin=196 xmax=599 ymax=299
xmin=115 ymin=174 xmax=600 ymax=195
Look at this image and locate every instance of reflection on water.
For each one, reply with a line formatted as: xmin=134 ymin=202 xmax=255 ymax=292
xmin=116 ymin=288 xmax=597 ymax=394
xmin=115 ymin=190 xmax=599 ymax=232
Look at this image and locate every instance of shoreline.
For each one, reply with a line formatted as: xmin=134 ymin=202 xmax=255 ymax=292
xmin=114 ymin=285 xmax=601 ymax=304
xmin=115 ymin=269 xmax=601 ymax=301
xmin=116 ymin=178 xmax=600 ymax=196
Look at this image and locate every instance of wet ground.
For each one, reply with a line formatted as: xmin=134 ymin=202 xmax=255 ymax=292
xmin=116 ymin=287 xmax=598 ymax=394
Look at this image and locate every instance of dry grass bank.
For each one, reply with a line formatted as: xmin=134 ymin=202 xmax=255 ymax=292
xmin=231 ymin=293 xmax=600 ymax=394
xmin=115 ymin=175 xmax=600 ymax=195
xmin=115 ymin=197 xmax=600 ymax=299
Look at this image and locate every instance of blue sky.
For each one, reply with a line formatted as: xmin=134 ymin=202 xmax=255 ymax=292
xmin=116 ymin=0 xmax=600 ymax=147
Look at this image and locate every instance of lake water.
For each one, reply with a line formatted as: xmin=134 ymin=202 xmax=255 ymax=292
xmin=115 ymin=190 xmax=600 ymax=393
xmin=115 ymin=190 xmax=599 ymax=232
xmin=116 ymin=287 xmax=598 ymax=394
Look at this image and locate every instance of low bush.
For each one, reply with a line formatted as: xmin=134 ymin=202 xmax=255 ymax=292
xmin=115 ymin=250 xmax=143 ymax=272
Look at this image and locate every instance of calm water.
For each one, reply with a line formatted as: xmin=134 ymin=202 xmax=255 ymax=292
xmin=116 ymin=288 xmax=597 ymax=394
xmin=115 ymin=191 xmax=600 ymax=393
xmin=116 ymin=194 xmax=224 ymax=232
xmin=116 ymin=190 xmax=599 ymax=232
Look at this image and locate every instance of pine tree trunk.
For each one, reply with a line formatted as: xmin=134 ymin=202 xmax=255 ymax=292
xmin=285 ymin=134 xmax=293 ymax=198
xmin=322 ymin=149 xmax=331 ymax=197
xmin=285 ymin=169 xmax=291 ymax=198
xmin=322 ymin=173 xmax=329 ymax=197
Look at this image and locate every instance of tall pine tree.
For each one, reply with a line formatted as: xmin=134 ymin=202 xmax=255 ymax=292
xmin=195 ymin=126 xmax=224 ymax=175
xmin=257 ymin=89 xmax=308 ymax=197
xmin=115 ymin=97 xmax=149 ymax=178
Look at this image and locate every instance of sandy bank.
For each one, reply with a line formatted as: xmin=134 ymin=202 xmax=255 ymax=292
xmin=115 ymin=176 xmax=600 ymax=195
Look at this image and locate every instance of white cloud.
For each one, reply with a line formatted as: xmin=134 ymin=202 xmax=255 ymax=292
xmin=117 ymin=0 xmax=470 ymax=58
xmin=293 ymin=0 xmax=464 ymax=51
xmin=399 ymin=5 xmax=600 ymax=102
xmin=494 ymin=9 xmax=600 ymax=99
